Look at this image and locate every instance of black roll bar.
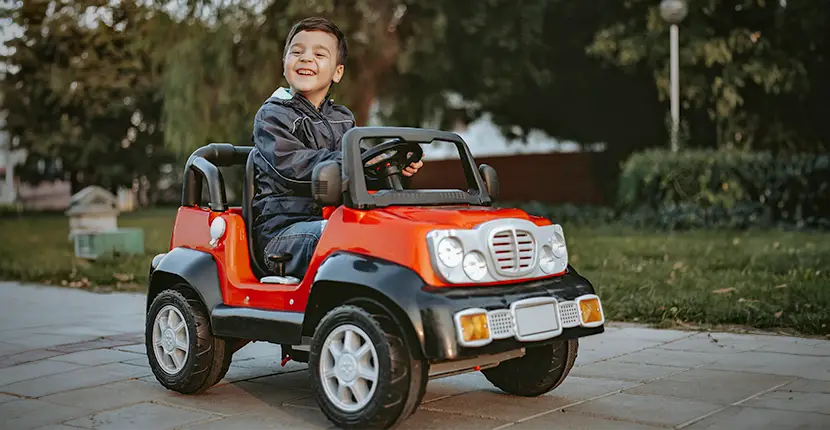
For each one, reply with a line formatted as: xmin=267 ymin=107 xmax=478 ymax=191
xmin=181 ymin=143 xmax=253 ymax=211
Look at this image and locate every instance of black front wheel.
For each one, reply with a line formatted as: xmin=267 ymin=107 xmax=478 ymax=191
xmin=145 ymin=288 xmax=232 ymax=394
xmin=309 ymin=304 xmax=427 ymax=429
xmin=482 ymin=339 xmax=578 ymax=397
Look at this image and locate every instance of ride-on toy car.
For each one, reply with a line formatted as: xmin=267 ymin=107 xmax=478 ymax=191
xmin=145 ymin=127 xmax=605 ymax=429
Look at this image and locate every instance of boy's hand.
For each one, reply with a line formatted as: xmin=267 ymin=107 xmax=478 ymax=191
xmin=402 ymin=160 xmax=424 ymax=177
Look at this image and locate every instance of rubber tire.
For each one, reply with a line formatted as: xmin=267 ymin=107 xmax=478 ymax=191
xmin=482 ymin=339 xmax=578 ymax=397
xmin=146 ymin=288 xmax=232 ymax=394
xmin=309 ymin=304 xmax=428 ymax=429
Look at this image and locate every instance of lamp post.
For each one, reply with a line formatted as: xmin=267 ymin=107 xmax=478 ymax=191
xmin=660 ymin=0 xmax=688 ymax=152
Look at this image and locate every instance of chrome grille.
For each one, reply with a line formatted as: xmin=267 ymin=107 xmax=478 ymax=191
xmin=487 ymin=310 xmax=514 ymax=339
xmin=559 ymin=301 xmax=580 ymax=328
xmin=489 ymin=229 xmax=536 ymax=276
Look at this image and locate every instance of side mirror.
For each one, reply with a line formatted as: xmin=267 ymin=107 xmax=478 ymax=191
xmin=312 ymin=160 xmax=343 ymax=206
xmin=478 ymin=164 xmax=499 ymax=201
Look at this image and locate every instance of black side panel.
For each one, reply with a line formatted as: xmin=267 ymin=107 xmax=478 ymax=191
xmin=310 ymin=252 xmax=429 ymax=355
xmin=212 ymin=305 xmax=304 ymax=344
xmin=148 ymin=247 xmax=224 ymax=314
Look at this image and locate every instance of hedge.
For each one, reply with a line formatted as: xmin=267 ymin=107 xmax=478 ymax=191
xmin=617 ymin=149 xmax=830 ymax=230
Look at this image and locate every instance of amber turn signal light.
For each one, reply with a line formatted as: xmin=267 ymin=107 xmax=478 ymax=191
xmin=459 ymin=313 xmax=490 ymax=343
xmin=579 ymin=297 xmax=603 ymax=324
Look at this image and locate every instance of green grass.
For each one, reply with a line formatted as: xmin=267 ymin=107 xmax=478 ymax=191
xmin=1 ymin=209 xmax=828 ymax=336
xmin=568 ymin=226 xmax=830 ymax=337
xmin=0 ymin=208 xmax=176 ymax=292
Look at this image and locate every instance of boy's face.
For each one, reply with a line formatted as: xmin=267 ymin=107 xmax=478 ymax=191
xmin=283 ymin=30 xmax=344 ymax=100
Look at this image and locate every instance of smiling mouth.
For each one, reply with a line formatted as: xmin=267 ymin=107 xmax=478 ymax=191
xmin=296 ymin=68 xmax=316 ymax=76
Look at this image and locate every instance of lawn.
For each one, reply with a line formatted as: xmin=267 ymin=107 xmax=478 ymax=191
xmin=1 ymin=208 xmax=828 ymax=336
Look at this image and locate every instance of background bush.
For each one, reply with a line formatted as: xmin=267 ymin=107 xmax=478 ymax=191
xmin=496 ymin=201 xmax=617 ymax=228
xmin=616 ymin=149 xmax=830 ymax=230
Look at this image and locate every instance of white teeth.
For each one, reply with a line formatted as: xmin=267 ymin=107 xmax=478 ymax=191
xmin=297 ymin=70 xmax=314 ymax=76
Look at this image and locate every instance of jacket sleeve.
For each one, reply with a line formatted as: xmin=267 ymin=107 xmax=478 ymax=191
xmin=254 ymin=106 xmax=341 ymax=183
xmin=254 ymin=104 xmax=401 ymax=191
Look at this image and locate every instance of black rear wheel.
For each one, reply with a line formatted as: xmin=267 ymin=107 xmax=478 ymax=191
xmin=145 ymin=288 xmax=232 ymax=394
xmin=482 ymin=339 xmax=578 ymax=397
xmin=309 ymin=304 xmax=427 ymax=429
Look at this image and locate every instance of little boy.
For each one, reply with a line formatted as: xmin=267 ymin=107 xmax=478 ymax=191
xmin=250 ymin=17 xmax=423 ymax=279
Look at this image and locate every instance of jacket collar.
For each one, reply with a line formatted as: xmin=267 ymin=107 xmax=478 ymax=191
xmin=271 ymin=87 xmax=333 ymax=115
xmin=271 ymin=87 xmax=293 ymax=100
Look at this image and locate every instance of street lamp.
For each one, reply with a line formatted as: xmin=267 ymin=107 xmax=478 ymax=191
xmin=660 ymin=0 xmax=688 ymax=152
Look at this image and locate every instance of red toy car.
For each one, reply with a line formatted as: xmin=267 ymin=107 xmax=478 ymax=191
xmin=145 ymin=127 xmax=605 ymax=429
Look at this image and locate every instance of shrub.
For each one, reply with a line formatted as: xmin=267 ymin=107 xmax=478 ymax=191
xmin=617 ymin=149 xmax=830 ymax=230
xmin=498 ymin=201 xmax=617 ymax=227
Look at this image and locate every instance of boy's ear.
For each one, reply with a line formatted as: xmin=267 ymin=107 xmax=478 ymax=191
xmin=332 ymin=64 xmax=345 ymax=84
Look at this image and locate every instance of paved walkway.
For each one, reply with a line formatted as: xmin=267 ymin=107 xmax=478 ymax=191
xmin=0 ymin=281 xmax=828 ymax=430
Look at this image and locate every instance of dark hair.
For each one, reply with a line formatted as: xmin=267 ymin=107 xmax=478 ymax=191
xmin=284 ymin=17 xmax=348 ymax=65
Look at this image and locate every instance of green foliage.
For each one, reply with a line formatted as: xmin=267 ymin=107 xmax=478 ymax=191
xmin=497 ymin=201 xmax=617 ymax=228
xmin=155 ymin=0 xmax=671 ymax=164
xmin=0 ymin=0 xmax=175 ymax=194
xmin=587 ymin=0 xmax=830 ymax=152
xmin=617 ymin=149 xmax=830 ymax=230
xmin=157 ymin=0 xmax=434 ymax=157
xmin=389 ymin=0 xmax=668 ymax=156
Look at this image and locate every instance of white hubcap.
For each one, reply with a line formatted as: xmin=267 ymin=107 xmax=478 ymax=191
xmin=319 ymin=324 xmax=379 ymax=412
xmin=152 ymin=305 xmax=189 ymax=374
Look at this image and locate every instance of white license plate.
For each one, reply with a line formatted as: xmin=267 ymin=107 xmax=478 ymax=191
xmin=512 ymin=299 xmax=562 ymax=341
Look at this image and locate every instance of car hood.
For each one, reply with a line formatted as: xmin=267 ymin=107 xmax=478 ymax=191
xmin=363 ymin=205 xmax=549 ymax=229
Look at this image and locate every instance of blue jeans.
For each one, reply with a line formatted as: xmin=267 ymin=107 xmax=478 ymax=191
xmin=263 ymin=220 xmax=326 ymax=279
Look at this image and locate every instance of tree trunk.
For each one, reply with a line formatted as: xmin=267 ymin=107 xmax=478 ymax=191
xmin=70 ymin=171 xmax=83 ymax=195
xmin=349 ymin=23 xmax=400 ymax=126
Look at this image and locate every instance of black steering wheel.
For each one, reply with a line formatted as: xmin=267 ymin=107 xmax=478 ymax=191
xmin=361 ymin=138 xmax=423 ymax=190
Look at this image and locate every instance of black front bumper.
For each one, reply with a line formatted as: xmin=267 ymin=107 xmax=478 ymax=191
xmin=415 ymin=269 xmax=603 ymax=361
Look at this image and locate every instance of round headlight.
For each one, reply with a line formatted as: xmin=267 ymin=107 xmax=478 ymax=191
xmin=437 ymin=237 xmax=463 ymax=267
xmin=551 ymin=231 xmax=567 ymax=258
xmin=539 ymin=245 xmax=556 ymax=274
xmin=462 ymin=251 xmax=488 ymax=281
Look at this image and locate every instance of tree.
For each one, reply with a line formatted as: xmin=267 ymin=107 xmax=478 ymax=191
xmin=0 ymin=0 xmax=175 ymax=197
xmin=157 ymin=0 xmax=437 ymax=157
xmin=586 ymin=0 xmax=830 ymax=152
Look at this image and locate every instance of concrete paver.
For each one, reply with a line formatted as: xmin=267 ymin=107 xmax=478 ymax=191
xmin=0 ymin=399 xmax=93 ymax=430
xmin=49 ymin=348 xmax=144 ymax=366
xmin=741 ymin=391 xmax=830 ymax=415
xmin=0 ymin=348 xmax=66 ymax=369
xmin=570 ymin=360 xmax=688 ymax=382
xmin=623 ymin=368 xmax=795 ymax=405
xmin=702 ymin=350 xmax=830 ymax=381
xmin=422 ymin=389 xmax=576 ymax=422
xmin=1 ymin=361 xmax=151 ymax=398
xmin=179 ymin=407 xmax=337 ymax=430
xmin=0 ymin=394 xmax=19 ymax=404
xmin=779 ymin=378 xmax=830 ymax=393
xmin=684 ymin=406 xmax=830 ymax=430
xmin=1 ymin=281 xmax=829 ymax=430
xmin=564 ymin=392 xmax=724 ymax=428
xmin=63 ymin=402 xmax=218 ymax=430
xmin=611 ymin=347 xmax=729 ymax=368
xmin=509 ymin=411 xmax=665 ymax=430
xmin=0 ymin=359 xmax=86 ymax=386
xmin=39 ymin=379 xmax=170 ymax=411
